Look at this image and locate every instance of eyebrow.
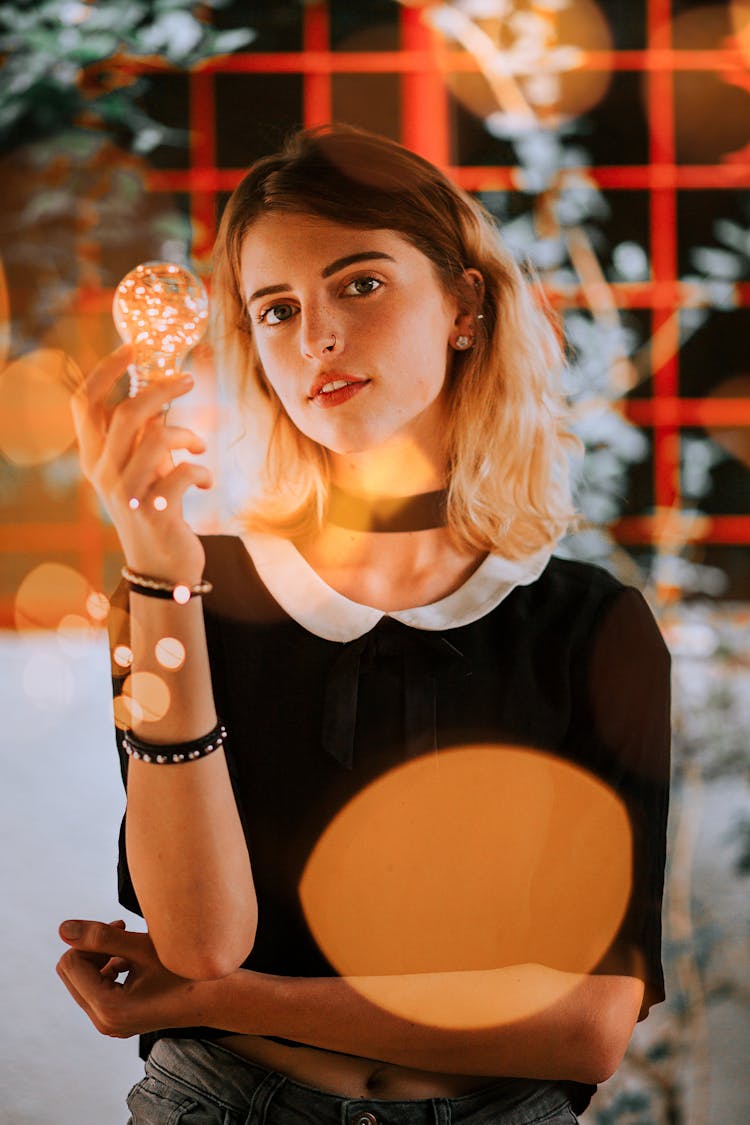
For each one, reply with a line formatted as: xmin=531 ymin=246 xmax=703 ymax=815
xmin=247 ymin=251 xmax=396 ymax=304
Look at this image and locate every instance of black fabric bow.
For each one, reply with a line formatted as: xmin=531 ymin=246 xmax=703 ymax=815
xmin=321 ymin=618 xmax=468 ymax=768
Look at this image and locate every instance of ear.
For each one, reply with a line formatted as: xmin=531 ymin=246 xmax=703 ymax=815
xmin=450 ymin=269 xmax=485 ymax=351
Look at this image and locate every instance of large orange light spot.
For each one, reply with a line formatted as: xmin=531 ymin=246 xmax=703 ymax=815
xmin=667 ymin=6 xmax=750 ymax=162
xmin=0 ymin=348 xmax=82 ymax=466
xmin=706 ymin=374 xmax=750 ymax=467
xmin=14 ymin=563 xmax=91 ymax=631
xmin=430 ymin=0 xmax=613 ymax=128
xmin=300 ymin=745 xmax=632 ymax=1028
xmin=57 ymin=613 xmax=96 ymax=653
xmin=731 ymin=0 xmax=750 ymax=62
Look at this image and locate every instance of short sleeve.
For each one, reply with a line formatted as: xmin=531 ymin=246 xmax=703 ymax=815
xmin=585 ymin=586 xmax=671 ymax=1018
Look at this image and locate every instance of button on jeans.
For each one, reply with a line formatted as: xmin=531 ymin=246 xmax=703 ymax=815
xmin=125 ymin=1039 xmax=579 ymax=1124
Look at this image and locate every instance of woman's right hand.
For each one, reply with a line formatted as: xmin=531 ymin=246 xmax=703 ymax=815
xmin=71 ymin=343 xmax=212 ymax=584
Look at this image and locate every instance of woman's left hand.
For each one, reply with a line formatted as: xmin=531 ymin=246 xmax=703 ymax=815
xmin=56 ymin=919 xmax=213 ymax=1038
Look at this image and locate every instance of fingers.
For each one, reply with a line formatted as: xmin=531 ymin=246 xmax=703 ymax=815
xmin=117 ymin=422 xmax=206 ymax=503
xmin=74 ymin=356 xmax=195 ymax=485
xmin=71 ymin=343 xmax=133 ymax=418
xmin=100 ymin=956 xmax=132 ymax=982
xmin=56 ymin=950 xmax=131 ymax=1038
xmin=131 ymin=461 xmax=214 ymax=518
xmin=104 ymin=373 xmax=195 ymax=470
xmin=57 ymin=953 xmax=99 ymax=1019
xmin=71 ymin=344 xmax=133 ymax=472
xmin=58 ymin=919 xmax=144 ymax=960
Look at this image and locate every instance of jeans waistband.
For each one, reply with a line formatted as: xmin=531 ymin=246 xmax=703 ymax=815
xmin=144 ymin=1037 xmax=575 ymax=1124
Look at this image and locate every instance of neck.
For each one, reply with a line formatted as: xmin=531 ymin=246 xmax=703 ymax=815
xmin=327 ymin=482 xmax=447 ymax=533
xmin=295 ymin=521 xmax=484 ymax=613
xmin=328 ymin=434 xmax=446 ymax=499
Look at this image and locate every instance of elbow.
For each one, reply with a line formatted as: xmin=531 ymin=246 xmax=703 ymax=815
xmin=161 ymin=951 xmax=247 ymax=982
xmin=572 ymin=1039 xmax=628 ymax=1086
xmin=570 ymin=1000 xmax=640 ymax=1084
xmin=156 ymin=930 xmax=256 ymax=981
xmin=157 ymin=936 xmax=255 ymax=981
xmin=559 ymin=973 xmax=643 ymax=1085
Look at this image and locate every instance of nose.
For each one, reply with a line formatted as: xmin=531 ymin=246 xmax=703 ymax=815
xmin=300 ymin=309 xmax=341 ymax=359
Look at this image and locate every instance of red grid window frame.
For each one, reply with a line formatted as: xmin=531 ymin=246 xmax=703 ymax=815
xmin=174 ymin=0 xmax=750 ymax=549
xmin=3 ymin=0 xmax=749 ymax=627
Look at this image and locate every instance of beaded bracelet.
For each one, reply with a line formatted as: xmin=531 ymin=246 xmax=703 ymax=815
xmin=121 ymin=565 xmax=213 ymax=604
xmin=122 ymin=721 xmax=227 ymax=765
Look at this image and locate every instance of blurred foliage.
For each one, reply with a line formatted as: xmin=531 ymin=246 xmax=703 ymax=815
xmin=458 ymin=5 xmax=749 ymax=600
xmin=0 ymin=0 xmax=256 ymax=509
xmin=0 ymin=0 xmax=255 ymax=365
xmin=0 ymin=0 xmax=254 ymax=154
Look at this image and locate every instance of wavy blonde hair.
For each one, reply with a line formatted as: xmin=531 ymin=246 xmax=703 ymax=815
xmin=212 ymin=124 xmax=578 ymax=559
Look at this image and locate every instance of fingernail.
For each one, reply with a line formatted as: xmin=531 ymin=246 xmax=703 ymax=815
xmin=60 ymin=921 xmax=82 ymax=939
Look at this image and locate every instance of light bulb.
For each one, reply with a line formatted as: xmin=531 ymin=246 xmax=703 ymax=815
xmin=112 ymin=261 xmax=209 ymax=396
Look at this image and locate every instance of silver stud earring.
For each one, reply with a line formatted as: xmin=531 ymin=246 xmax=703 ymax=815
xmin=455 ymin=335 xmax=472 ymax=350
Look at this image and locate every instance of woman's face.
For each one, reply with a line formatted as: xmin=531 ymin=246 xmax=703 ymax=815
xmin=239 ymin=213 xmax=463 ymax=458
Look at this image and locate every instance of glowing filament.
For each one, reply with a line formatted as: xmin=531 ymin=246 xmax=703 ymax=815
xmin=112 ymin=261 xmax=209 ymax=396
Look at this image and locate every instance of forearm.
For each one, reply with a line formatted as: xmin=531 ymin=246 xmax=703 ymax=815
xmin=204 ymin=965 xmax=643 ymax=1084
xmin=124 ymin=595 xmax=256 ymax=979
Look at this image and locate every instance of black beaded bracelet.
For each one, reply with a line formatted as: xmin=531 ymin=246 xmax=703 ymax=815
xmin=122 ymin=721 xmax=227 ymax=765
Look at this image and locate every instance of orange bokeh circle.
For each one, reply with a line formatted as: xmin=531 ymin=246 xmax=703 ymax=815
xmin=121 ymin=671 xmax=171 ymax=723
xmin=0 ymin=348 xmax=82 ymax=466
xmin=14 ymin=563 xmax=91 ymax=632
xmin=300 ymin=745 xmax=632 ymax=1028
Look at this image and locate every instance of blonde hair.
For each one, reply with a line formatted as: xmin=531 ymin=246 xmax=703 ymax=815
xmin=212 ymin=124 xmax=578 ymax=559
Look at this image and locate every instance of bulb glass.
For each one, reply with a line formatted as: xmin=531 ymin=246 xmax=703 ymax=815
xmin=113 ymin=261 xmax=209 ymax=395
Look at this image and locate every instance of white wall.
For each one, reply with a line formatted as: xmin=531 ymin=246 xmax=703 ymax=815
xmin=1 ymin=632 xmax=144 ymax=1125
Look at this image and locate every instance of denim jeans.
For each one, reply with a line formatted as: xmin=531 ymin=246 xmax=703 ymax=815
xmin=125 ymin=1038 xmax=579 ymax=1124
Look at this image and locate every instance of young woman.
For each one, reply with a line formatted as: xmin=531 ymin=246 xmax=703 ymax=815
xmin=58 ymin=125 xmax=670 ymax=1125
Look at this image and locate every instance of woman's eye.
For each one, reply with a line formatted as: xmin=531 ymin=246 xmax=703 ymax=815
xmin=260 ymin=303 xmax=297 ymax=326
xmin=343 ymin=276 xmax=382 ymax=297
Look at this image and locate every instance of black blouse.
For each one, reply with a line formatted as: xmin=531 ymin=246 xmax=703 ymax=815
xmin=110 ymin=535 xmax=671 ymax=1112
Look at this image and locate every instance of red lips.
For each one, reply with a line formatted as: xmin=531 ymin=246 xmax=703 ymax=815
xmin=307 ymin=372 xmax=369 ymax=399
xmin=310 ymin=379 xmax=371 ymax=408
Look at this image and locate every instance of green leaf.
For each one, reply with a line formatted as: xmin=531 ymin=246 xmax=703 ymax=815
xmin=211 ymin=28 xmax=256 ymax=53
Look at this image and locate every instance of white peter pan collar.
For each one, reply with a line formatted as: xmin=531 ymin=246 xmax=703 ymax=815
xmin=240 ymin=531 xmax=553 ymax=643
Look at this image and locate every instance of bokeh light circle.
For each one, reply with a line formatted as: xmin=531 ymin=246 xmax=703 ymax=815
xmin=113 ymin=692 xmax=143 ymax=730
xmin=121 ymin=671 xmax=171 ymax=723
xmin=86 ymin=592 xmax=110 ymax=622
xmin=113 ymin=644 xmax=134 ymax=669
xmin=155 ymin=636 xmax=186 ymax=670
xmin=0 ymin=348 xmax=82 ymax=466
xmin=57 ymin=613 xmax=96 ymax=654
xmin=300 ymin=745 xmax=632 ymax=1029
xmin=731 ymin=0 xmax=750 ymax=61
xmin=14 ymin=563 xmax=92 ymax=632
xmin=434 ymin=0 xmax=613 ymax=127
